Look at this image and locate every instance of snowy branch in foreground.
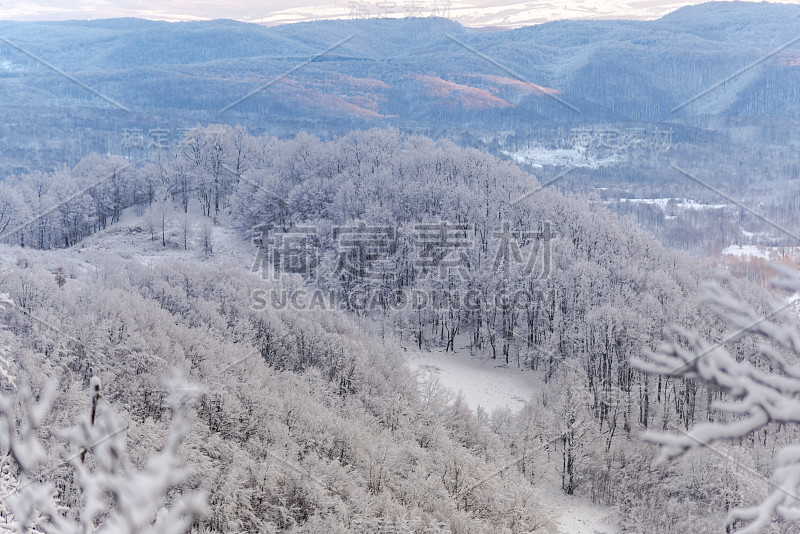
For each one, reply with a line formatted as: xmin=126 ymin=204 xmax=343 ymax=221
xmin=0 ymin=374 xmax=207 ymax=534
xmin=633 ymin=269 xmax=800 ymax=533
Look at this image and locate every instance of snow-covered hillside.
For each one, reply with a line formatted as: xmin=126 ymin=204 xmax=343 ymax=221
xmin=1 ymin=127 xmax=793 ymax=533
xmin=405 ymin=338 xmax=620 ymax=533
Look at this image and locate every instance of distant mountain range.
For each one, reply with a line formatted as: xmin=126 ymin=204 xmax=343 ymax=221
xmin=0 ymin=1 xmax=798 ymax=174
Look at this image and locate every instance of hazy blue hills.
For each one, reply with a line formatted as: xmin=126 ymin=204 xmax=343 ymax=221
xmin=0 ymin=2 xmax=798 ymax=174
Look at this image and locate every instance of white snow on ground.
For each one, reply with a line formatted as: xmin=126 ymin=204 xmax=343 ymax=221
xmin=722 ymin=244 xmax=770 ymax=259
xmin=538 ymin=481 xmax=618 ymax=534
xmin=73 ymin=203 xmax=257 ymax=270
xmin=615 ymin=197 xmax=727 ymax=210
xmin=0 ymin=202 xmax=263 ymax=299
xmin=502 ymin=147 xmax=620 ymax=169
xmin=721 ymin=244 xmax=800 ymax=261
xmin=406 ymin=343 xmax=536 ymax=413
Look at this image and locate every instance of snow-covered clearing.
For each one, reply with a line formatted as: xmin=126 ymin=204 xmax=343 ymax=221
xmin=502 ymin=147 xmax=620 ymax=169
xmin=615 ymin=197 xmax=727 ymax=210
xmin=545 ymin=488 xmax=618 ymax=534
xmin=406 ymin=342 xmax=536 ymax=413
xmin=722 ymin=244 xmax=800 ymax=261
xmin=722 ymin=244 xmax=770 ymax=259
xmin=70 ymin=203 xmax=256 ymax=270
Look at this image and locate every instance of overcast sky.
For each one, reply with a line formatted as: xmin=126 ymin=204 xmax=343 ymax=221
xmin=1 ymin=1 xmax=796 ymax=26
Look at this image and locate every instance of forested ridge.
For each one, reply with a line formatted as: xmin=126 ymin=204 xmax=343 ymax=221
xmin=0 ymin=126 xmax=795 ymax=532
xmin=1 ymin=2 xmax=800 ymax=178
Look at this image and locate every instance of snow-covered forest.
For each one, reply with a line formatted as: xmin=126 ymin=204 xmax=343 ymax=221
xmin=0 ymin=124 xmax=798 ymax=532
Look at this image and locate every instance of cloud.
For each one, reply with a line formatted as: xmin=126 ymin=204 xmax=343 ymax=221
xmin=1 ymin=0 xmax=797 ymax=26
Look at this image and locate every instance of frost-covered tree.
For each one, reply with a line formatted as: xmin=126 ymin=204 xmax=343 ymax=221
xmin=635 ymin=269 xmax=800 ymax=533
xmin=0 ymin=373 xmax=206 ymax=534
xmin=153 ymin=186 xmax=172 ymax=247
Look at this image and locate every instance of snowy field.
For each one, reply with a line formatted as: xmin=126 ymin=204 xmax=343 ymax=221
xmin=544 ymin=486 xmax=618 ymax=534
xmin=614 ymin=197 xmax=727 ymax=210
xmin=406 ymin=343 xmax=536 ymax=413
xmin=722 ymin=244 xmax=771 ymax=260
xmin=722 ymin=244 xmax=800 ymax=261
xmin=502 ymin=147 xmax=620 ymax=169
